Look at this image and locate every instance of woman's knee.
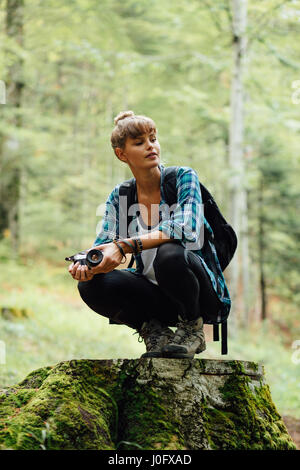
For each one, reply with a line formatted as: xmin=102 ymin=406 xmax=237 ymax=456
xmin=77 ymin=275 xmax=119 ymax=317
xmin=77 ymin=278 xmax=95 ymax=302
xmin=77 ymin=271 xmax=128 ymax=306
xmin=77 ymin=274 xmax=108 ymax=301
xmin=153 ymin=241 xmax=185 ymax=274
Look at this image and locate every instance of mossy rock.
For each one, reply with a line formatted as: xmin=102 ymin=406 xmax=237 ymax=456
xmin=0 ymin=306 xmax=33 ymax=320
xmin=0 ymin=359 xmax=296 ymax=450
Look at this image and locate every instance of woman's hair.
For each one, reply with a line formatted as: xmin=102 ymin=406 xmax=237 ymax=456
xmin=111 ymin=110 xmax=157 ymax=151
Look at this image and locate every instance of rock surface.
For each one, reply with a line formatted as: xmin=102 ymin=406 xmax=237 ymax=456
xmin=0 ymin=358 xmax=296 ymax=450
xmin=0 ymin=306 xmax=32 ymax=320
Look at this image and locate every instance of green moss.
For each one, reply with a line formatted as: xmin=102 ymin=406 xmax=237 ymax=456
xmin=203 ymin=372 xmax=296 ymax=450
xmin=195 ymin=359 xmax=206 ymax=373
xmin=18 ymin=366 xmax=52 ymax=389
xmin=227 ymin=360 xmax=247 ymax=375
xmin=115 ymin=362 xmax=186 ymax=450
xmin=249 ymin=361 xmax=259 ymax=372
xmin=0 ymin=360 xmax=120 ymax=450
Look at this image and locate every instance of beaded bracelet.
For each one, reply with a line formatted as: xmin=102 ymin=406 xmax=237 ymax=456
xmin=113 ymin=238 xmax=135 ymax=254
xmin=119 ymin=239 xmax=136 ymax=253
xmin=113 ymin=237 xmax=143 ymax=256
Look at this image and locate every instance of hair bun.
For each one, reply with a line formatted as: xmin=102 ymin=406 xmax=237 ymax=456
xmin=114 ymin=110 xmax=135 ymax=125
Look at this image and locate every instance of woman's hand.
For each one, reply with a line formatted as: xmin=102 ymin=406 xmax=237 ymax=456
xmin=68 ymin=242 xmax=125 ymax=281
xmin=68 ymin=261 xmax=95 ymax=282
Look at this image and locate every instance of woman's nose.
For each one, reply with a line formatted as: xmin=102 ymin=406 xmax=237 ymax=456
xmin=146 ymin=139 xmax=154 ymax=148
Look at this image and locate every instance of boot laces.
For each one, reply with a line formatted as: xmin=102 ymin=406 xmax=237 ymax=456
xmin=133 ymin=324 xmax=161 ymax=348
xmin=173 ymin=319 xmax=201 ymax=344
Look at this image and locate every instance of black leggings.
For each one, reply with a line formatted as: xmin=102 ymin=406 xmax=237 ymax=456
xmin=77 ymin=242 xmax=222 ymax=331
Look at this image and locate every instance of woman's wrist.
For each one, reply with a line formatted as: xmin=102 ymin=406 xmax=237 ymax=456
xmin=112 ymin=240 xmax=127 ymax=264
xmin=116 ymin=239 xmax=136 ymax=254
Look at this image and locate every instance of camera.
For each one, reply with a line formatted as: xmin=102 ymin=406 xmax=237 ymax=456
xmin=65 ymin=248 xmax=103 ymax=269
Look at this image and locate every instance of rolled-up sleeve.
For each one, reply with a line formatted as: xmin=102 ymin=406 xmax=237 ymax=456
xmin=159 ymin=167 xmax=204 ymax=248
xmin=93 ymin=185 xmax=120 ymax=246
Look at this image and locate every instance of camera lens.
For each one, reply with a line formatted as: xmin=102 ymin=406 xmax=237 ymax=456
xmin=86 ymin=249 xmax=103 ymax=268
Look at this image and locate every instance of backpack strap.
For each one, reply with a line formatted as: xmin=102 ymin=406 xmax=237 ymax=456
xmin=127 ymin=250 xmax=135 ymax=268
xmin=212 ymin=322 xmax=227 ymax=354
xmin=213 ymin=324 xmax=219 ymax=341
xmin=119 ymin=178 xmax=136 ymax=268
xmin=161 ymin=166 xmax=179 ymax=206
xmin=221 ymin=321 xmax=228 ymax=355
xmin=118 ymin=177 xmax=136 ymax=235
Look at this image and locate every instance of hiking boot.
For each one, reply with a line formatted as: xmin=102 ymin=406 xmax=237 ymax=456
xmin=162 ymin=315 xmax=206 ymax=359
xmin=135 ymin=318 xmax=175 ymax=358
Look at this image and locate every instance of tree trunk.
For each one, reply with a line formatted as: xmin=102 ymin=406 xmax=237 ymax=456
xmin=0 ymin=358 xmax=295 ymax=450
xmin=0 ymin=0 xmax=24 ymax=253
xmin=106 ymin=97 xmax=115 ymax=186
xmin=227 ymin=0 xmax=248 ymax=330
xmin=241 ymin=188 xmax=251 ymax=327
xmin=258 ymin=176 xmax=267 ymax=320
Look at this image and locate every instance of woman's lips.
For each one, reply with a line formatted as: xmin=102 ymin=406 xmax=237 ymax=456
xmin=146 ymin=153 xmax=158 ymax=158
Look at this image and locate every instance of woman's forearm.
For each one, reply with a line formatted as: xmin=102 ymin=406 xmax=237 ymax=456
xmin=118 ymin=230 xmax=176 ymax=254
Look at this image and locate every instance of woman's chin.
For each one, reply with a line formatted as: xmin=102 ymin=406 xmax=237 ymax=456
xmin=145 ymin=156 xmax=160 ymax=166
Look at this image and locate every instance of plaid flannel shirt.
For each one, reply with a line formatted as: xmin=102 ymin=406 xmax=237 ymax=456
xmin=93 ymin=164 xmax=231 ymax=320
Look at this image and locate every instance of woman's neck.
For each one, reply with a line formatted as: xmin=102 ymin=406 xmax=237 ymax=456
xmin=134 ymin=165 xmax=161 ymax=195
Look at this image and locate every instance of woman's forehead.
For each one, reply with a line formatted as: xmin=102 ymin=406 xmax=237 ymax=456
xmin=129 ymin=131 xmax=157 ymax=140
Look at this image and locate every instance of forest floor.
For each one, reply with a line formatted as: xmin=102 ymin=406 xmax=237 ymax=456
xmin=282 ymin=416 xmax=300 ymax=450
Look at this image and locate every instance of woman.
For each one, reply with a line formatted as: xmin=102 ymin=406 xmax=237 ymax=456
xmin=68 ymin=111 xmax=231 ymax=359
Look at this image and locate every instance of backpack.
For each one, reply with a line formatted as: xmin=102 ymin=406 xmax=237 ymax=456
xmin=118 ymin=165 xmax=238 ymax=354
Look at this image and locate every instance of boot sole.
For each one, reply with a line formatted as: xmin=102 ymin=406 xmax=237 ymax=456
xmin=140 ymin=352 xmax=164 ymax=358
xmin=162 ymin=352 xmax=194 ymax=359
xmin=162 ymin=345 xmax=206 ymax=358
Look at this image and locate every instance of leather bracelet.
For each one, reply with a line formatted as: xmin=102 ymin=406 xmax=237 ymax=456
xmin=132 ymin=237 xmax=143 ymax=253
xmin=113 ymin=237 xmax=142 ymax=256
xmin=113 ymin=238 xmax=136 ymax=254
xmin=118 ymin=239 xmax=136 ymax=254
xmin=112 ymin=240 xmax=127 ymax=264
xmin=132 ymin=238 xmax=138 ymax=255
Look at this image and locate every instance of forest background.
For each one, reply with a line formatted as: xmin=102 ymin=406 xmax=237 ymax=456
xmin=0 ymin=0 xmax=299 ymax=423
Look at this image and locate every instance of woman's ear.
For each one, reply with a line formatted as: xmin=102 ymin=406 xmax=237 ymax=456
xmin=115 ymin=147 xmax=127 ymax=163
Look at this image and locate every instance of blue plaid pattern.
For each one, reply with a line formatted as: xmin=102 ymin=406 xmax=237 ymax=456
xmin=93 ymin=164 xmax=231 ymax=320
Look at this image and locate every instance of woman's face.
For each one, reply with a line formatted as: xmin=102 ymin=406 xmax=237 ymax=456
xmin=116 ymin=131 xmax=161 ymax=170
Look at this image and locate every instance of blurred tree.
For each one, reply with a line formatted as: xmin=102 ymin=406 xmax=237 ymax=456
xmin=0 ymin=0 xmax=24 ymax=254
xmin=249 ymin=135 xmax=300 ymax=320
xmin=227 ymin=0 xmax=248 ymax=330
